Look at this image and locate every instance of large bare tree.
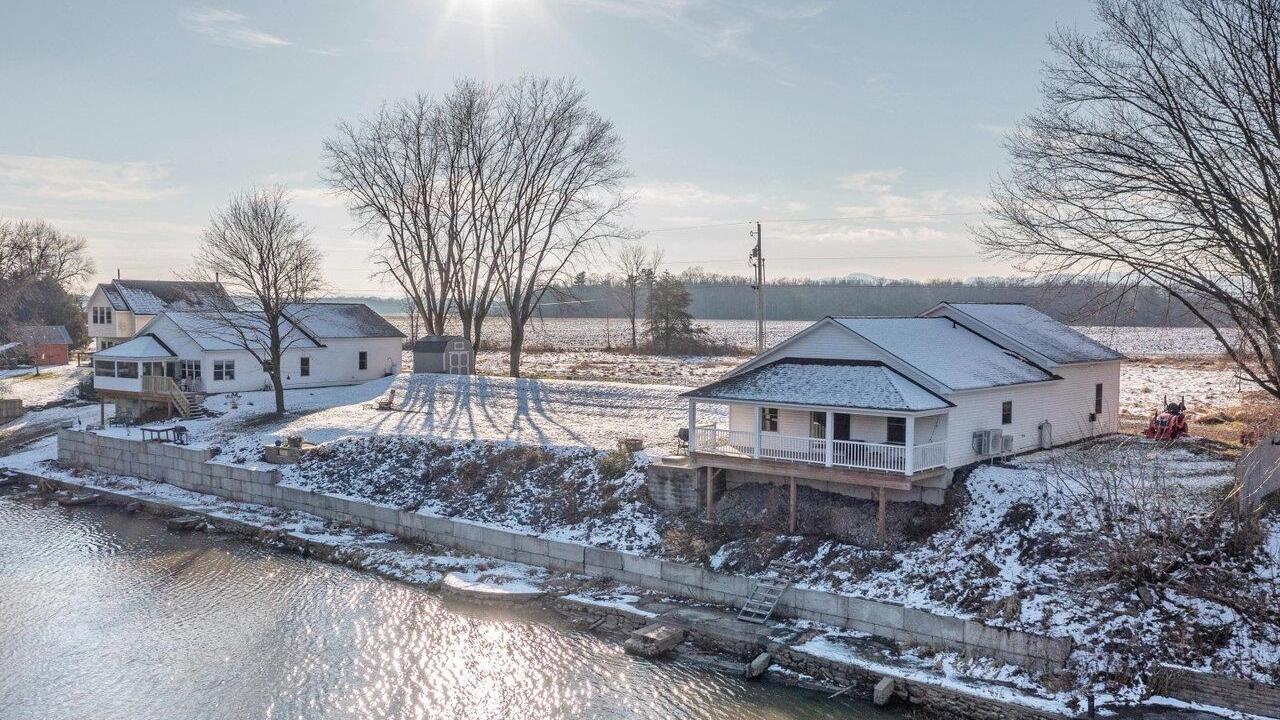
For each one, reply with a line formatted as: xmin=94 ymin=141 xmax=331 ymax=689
xmin=325 ymin=77 xmax=631 ymax=374
xmin=495 ymin=77 xmax=632 ymax=376
xmin=979 ymin=0 xmax=1280 ymax=400
xmin=610 ymin=241 xmax=664 ymax=350
xmin=323 ymin=82 xmax=508 ymax=351
xmin=188 ymin=187 xmax=324 ymax=415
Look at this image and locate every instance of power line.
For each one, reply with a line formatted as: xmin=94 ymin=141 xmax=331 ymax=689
xmin=662 ymin=253 xmax=982 ymax=265
xmin=644 ymin=210 xmax=988 ymax=234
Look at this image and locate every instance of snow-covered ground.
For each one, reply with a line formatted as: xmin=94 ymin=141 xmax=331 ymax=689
xmin=474 ymin=349 xmax=742 ymax=385
xmin=0 ymin=363 xmax=87 ymax=407
xmin=760 ymin=439 xmax=1279 ymax=696
xmin=90 ymin=372 xmax=722 ymax=466
xmin=1121 ymin=363 xmax=1252 ymax=416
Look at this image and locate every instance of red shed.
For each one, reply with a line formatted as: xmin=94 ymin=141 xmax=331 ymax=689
xmin=15 ymin=325 xmax=73 ymax=367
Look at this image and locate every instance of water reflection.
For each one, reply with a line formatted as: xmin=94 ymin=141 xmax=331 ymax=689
xmin=0 ymin=497 xmax=893 ymax=720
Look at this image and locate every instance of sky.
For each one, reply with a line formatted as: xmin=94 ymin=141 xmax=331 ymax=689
xmin=0 ymin=0 xmax=1098 ymax=296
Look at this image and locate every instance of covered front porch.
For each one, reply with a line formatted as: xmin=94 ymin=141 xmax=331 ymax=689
xmin=688 ymin=400 xmax=949 ymax=476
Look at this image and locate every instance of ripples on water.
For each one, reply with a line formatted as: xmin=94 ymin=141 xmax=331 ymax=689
xmin=0 ymin=497 xmax=893 ymax=720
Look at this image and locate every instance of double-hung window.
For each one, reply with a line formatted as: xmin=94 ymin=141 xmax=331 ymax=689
xmin=92 ymin=307 xmax=113 ymax=324
xmin=300 ymin=357 xmax=310 ymax=377
xmin=358 ymin=351 xmax=368 ymax=371
xmin=1094 ymin=383 xmax=1104 ymax=415
xmin=1001 ymin=401 xmax=1013 ymax=425
xmin=759 ymin=407 xmax=778 ymax=432
xmin=213 ymin=360 xmax=236 ymax=381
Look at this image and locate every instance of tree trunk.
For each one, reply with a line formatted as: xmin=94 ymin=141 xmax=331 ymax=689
xmin=508 ymin=319 xmax=524 ymax=378
xmin=272 ymin=369 xmax=285 ymax=415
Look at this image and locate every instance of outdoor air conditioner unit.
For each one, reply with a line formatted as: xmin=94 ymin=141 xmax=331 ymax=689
xmin=971 ymin=429 xmax=1003 ymax=456
xmin=1001 ymin=435 xmax=1014 ymax=454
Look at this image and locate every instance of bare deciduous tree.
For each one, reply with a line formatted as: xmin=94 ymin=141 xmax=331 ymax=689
xmin=979 ymin=0 xmax=1280 ymax=400
xmin=495 ymin=77 xmax=632 ymax=376
xmin=187 ymin=187 xmax=324 ymax=415
xmin=611 ymin=241 xmax=664 ymax=350
xmin=326 ymin=77 xmax=632 ymax=375
xmin=323 ymin=82 xmax=508 ymax=353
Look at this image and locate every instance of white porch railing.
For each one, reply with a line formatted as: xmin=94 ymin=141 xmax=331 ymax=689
xmin=692 ymin=427 xmax=944 ymax=475
xmin=912 ymin=441 xmax=948 ymax=471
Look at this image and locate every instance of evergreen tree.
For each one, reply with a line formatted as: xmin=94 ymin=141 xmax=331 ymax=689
xmin=645 ymin=272 xmax=704 ymax=353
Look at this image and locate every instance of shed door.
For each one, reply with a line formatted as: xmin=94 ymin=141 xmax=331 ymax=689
xmin=446 ymin=349 xmax=468 ymax=374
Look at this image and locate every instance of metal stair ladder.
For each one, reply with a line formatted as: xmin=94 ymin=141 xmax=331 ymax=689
xmin=737 ymin=561 xmax=799 ymax=624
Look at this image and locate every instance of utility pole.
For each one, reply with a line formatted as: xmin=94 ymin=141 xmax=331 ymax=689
xmin=749 ymin=221 xmax=766 ymax=353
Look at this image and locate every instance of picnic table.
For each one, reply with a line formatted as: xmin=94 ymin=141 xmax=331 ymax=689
xmin=140 ymin=425 xmax=189 ymax=445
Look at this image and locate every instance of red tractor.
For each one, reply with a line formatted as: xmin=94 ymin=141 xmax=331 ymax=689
xmin=1143 ymin=397 xmax=1189 ymax=440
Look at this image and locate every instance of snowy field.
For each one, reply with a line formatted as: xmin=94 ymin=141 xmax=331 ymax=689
xmin=474 ymin=349 xmax=743 ymax=385
xmin=386 ymin=315 xmax=1236 ymax=357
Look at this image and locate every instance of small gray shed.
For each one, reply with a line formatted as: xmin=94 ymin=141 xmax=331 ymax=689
xmin=412 ymin=335 xmax=474 ymax=375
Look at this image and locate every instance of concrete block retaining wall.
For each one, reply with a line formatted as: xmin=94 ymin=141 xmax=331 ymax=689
xmin=58 ymin=429 xmax=1071 ymax=673
xmin=1153 ymin=664 xmax=1280 ymax=719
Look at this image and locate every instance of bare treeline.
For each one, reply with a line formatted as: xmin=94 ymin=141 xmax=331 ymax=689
xmin=323 ymin=77 xmax=631 ymax=377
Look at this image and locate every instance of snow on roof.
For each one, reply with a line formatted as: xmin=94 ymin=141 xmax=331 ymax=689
xmin=96 ymin=284 xmax=128 ymax=311
xmin=15 ymin=325 xmax=72 ymax=345
xmin=833 ymin=317 xmax=1054 ymax=390
xmin=285 ymin=303 xmax=405 ymax=339
xmin=109 ymin=280 xmax=233 ymax=315
xmin=163 ymin=311 xmax=321 ymax=352
xmin=93 ymin=334 xmax=176 ymax=359
xmin=943 ymin=303 xmax=1126 ymax=364
xmin=0 ymin=342 xmax=21 ymax=354
xmin=684 ymin=359 xmax=951 ymax=412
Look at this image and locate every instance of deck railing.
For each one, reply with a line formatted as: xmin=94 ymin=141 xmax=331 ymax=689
xmin=692 ymin=427 xmax=947 ymax=475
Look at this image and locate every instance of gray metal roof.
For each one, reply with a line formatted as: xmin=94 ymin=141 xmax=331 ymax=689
xmin=683 ymin=359 xmax=951 ymax=412
xmin=413 ymin=335 xmax=468 ymax=353
xmin=941 ymin=303 xmax=1126 ymax=364
xmin=15 ymin=325 xmax=72 ymax=345
xmin=833 ymin=317 xmax=1056 ymax=390
xmin=285 ymin=303 xmax=406 ymax=339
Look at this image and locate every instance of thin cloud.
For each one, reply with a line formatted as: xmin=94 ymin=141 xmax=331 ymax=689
xmin=0 ymin=155 xmax=179 ymax=202
xmin=837 ymin=170 xmax=903 ymax=194
xmin=181 ymin=7 xmax=291 ymax=49
xmin=974 ymin=123 xmax=1014 ymax=136
xmin=632 ymin=180 xmax=757 ymax=208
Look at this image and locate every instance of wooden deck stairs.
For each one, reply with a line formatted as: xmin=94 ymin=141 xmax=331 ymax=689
xmin=736 ymin=560 xmax=800 ymax=625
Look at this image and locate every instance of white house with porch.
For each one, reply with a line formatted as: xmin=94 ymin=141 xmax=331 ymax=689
xmin=666 ymin=303 xmax=1123 ymax=531
xmin=92 ymin=303 xmax=404 ymax=420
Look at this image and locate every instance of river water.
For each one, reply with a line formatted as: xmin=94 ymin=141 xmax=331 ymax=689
xmin=0 ymin=496 xmax=895 ymax=720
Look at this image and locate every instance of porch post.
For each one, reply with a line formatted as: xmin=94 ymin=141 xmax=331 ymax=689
xmin=788 ymin=476 xmax=797 ymax=533
xmin=824 ymin=410 xmax=834 ymax=467
xmin=904 ymin=415 xmax=915 ymax=475
xmin=687 ymin=399 xmax=697 ymax=451
xmin=752 ymin=405 xmax=762 ymax=459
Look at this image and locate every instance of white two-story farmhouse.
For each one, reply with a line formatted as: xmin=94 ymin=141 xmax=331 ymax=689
xmin=92 ymin=303 xmax=404 ymax=420
xmin=86 ymin=279 xmax=233 ymax=350
xmin=666 ymin=303 xmax=1123 ymax=522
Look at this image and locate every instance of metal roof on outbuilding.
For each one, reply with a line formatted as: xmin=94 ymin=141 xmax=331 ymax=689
xmin=15 ymin=325 xmax=72 ymax=345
